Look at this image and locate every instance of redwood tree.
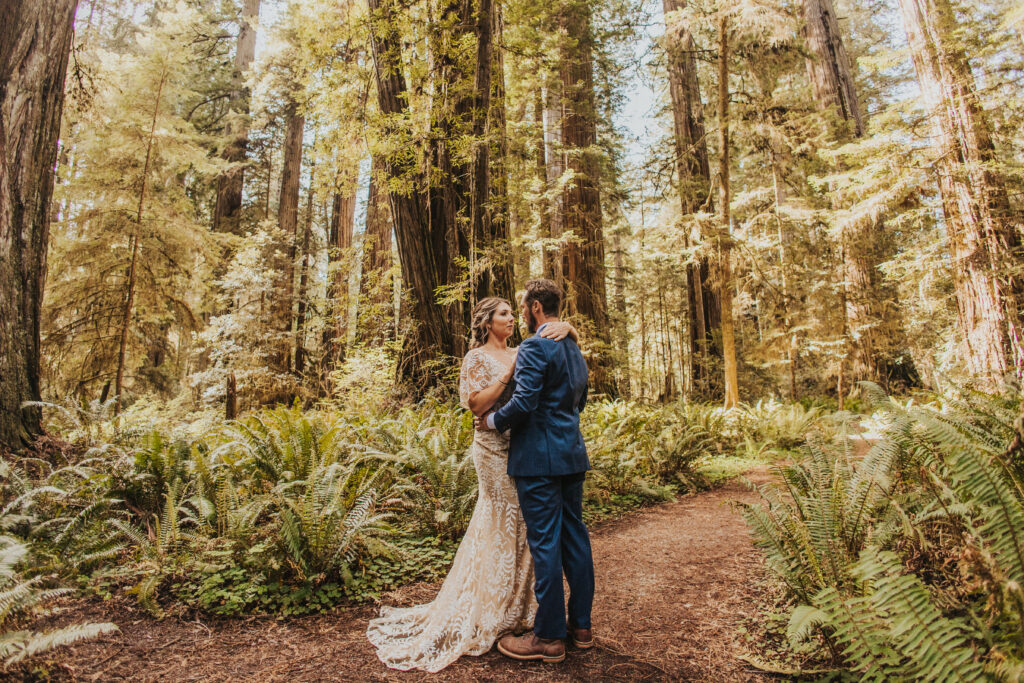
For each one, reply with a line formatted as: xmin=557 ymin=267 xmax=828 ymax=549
xmin=277 ymin=100 xmax=304 ymax=374
xmin=213 ymin=0 xmax=260 ymax=234
xmin=0 ymin=0 xmax=78 ymax=448
xmin=558 ymin=0 xmax=616 ymax=396
xmin=662 ymin=0 xmax=722 ymax=398
xmin=368 ymin=0 xmax=455 ymax=391
xmin=897 ymin=0 xmax=1024 ymax=381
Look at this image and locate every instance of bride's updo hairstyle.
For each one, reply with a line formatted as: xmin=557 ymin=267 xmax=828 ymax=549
xmin=470 ymin=297 xmax=511 ymax=349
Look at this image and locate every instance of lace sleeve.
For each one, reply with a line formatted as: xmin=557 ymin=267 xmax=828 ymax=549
xmin=459 ymin=350 xmax=492 ymax=410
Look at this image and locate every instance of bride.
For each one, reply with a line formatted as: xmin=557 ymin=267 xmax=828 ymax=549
xmin=366 ymin=297 xmax=577 ymax=672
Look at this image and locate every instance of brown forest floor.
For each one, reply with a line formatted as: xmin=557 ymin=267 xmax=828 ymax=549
xmin=26 ymin=469 xmax=776 ymax=682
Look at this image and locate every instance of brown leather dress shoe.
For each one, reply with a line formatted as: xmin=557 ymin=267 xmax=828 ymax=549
xmin=496 ymin=632 xmax=566 ymax=662
xmin=569 ymin=625 xmax=594 ymax=649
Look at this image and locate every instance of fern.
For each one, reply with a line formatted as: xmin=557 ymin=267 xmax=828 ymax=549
xmin=855 ymin=550 xmax=984 ymax=682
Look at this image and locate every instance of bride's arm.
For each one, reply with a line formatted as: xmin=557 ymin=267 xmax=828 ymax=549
xmin=467 ymin=359 xmax=515 ymax=417
xmin=538 ymin=320 xmax=579 ymax=343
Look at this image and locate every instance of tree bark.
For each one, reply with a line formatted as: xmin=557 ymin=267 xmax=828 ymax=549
xmin=325 ymin=179 xmax=357 ymax=371
xmin=225 ymin=371 xmax=237 ymax=420
xmin=559 ymin=0 xmax=616 ymax=396
xmin=717 ymin=14 xmax=740 ymax=409
xmin=803 ymin=0 xmax=917 ymax=389
xmin=293 ymin=163 xmax=316 ymax=377
xmin=357 ymin=164 xmax=393 ymax=345
xmin=897 ymin=0 xmax=1024 ymax=380
xmin=543 ymin=83 xmax=565 ymax=286
xmin=368 ymin=0 xmax=455 ymax=392
xmin=213 ymin=0 xmax=260 ymax=234
xmin=802 ymin=0 xmax=864 ymax=136
xmin=0 ymin=0 xmax=78 ymax=448
xmin=474 ymin=0 xmax=515 ymax=306
xmin=278 ymin=102 xmax=304 ymax=374
xmin=662 ymin=0 xmax=721 ymax=398
xmin=610 ymin=227 xmax=630 ymax=398
xmin=533 ymin=89 xmax=553 ymax=280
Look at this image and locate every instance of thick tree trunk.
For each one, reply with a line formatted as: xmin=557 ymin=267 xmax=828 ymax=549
xmin=662 ymin=0 xmax=721 ymax=398
xmin=543 ymin=83 xmax=566 ymax=286
xmin=368 ymin=0 xmax=455 ymax=392
xmin=0 ymin=0 xmax=78 ymax=448
xmin=802 ymin=0 xmax=864 ymax=136
xmin=559 ymin=0 xmax=616 ymax=396
xmin=277 ymin=102 xmax=304 ymax=374
xmin=898 ymin=0 xmax=1024 ymax=380
xmin=427 ymin=0 xmax=473 ymax=362
xmin=475 ymin=0 xmax=515 ymax=306
xmin=213 ymin=0 xmax=260 ymax=234
xmin=718 ymin=15 xmax=740 ymax=410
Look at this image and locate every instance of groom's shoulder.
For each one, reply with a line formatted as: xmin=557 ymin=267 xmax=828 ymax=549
xmin=519 ymin=334 xmax=558 ymax=357
xmin=520 ymin=334 xmax=553 ymax=350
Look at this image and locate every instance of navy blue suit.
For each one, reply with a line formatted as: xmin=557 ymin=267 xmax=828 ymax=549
xmin=492 ymin=326 xmax=594 ymax=639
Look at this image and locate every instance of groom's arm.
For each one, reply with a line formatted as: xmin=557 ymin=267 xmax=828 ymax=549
xmin=489 ymin=337 xmax=548 ymax=433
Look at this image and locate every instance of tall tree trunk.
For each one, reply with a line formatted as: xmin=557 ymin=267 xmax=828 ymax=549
xmin=319 ymin=184 xmax=357 ymax=394
xmin=115 ymin=67 xmax=168 ymax=416
xmin=771 ymin=151 xmax=798 ymax=400
xmin=803 ymin=0 xmax=916 ymax=389
xmin=802 ymin=0 xmax=864 ymax=136
xmin=213 ymin=0 xmax=260 ymax=234
xmin=559 ymin=0 xmax=616 ymax=396
xmin=717 ymin=14 xmax=739 ymax=409
xmin=278 ymin=102 xmax=304 ymax=374
xmin=357 ymin=162 xmax=393 ymax=344
xmin=543 ymin=84 xmax=565 ymax=287
xmin=0 ymin=0 xmax=78 ymax=448
xmin=662 ymin=0 xmax=720 ymax=398
xmin=533 ymin=89 xmax=554 ymax=280
xmin=428 ymin=0 xmax=478 ymax=361
xmin=610 ymin=227 xmax=630 ymax=397
xmin=293 ymin=161 xmax=316 ymax=377
xmin=368 ymin=0 xmax=455 ymax=392
xmin=475 ymin=0 xmax=515 ymax=306
xmin=897 ymin=0 xmax=1023 ymax=381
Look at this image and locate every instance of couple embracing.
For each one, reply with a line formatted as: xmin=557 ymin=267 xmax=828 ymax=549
xmin=366 ymin=278 xmax=596 ymax=672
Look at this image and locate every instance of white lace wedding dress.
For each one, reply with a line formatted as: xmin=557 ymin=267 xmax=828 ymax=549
xmin=366 ymin=348 xmax=537 ymax=672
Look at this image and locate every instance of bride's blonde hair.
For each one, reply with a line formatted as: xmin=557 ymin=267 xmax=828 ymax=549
xmin=470 ymin=297 xmax=511 ymax=349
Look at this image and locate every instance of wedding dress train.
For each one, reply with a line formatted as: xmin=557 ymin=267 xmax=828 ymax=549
xmin=366 ymin=348 xmax=536 ymax=672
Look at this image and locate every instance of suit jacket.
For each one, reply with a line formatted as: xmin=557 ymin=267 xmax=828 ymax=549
xmin=492 ymin=329 xmax=590 ymax=477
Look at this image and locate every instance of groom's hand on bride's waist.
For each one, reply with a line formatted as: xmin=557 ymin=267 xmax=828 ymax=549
xmin=474 ymin=412 xmax=496 ymax=431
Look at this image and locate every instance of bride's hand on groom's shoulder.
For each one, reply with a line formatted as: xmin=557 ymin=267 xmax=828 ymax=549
xmin=538 ymin=321 xmax=576 ymax=341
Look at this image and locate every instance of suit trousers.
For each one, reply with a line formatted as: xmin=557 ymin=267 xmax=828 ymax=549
xmin=514 ymin=473 xmax=594 ymax=639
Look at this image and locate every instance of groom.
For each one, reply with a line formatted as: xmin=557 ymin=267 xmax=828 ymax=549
xmin=479 ymin=278 xmax=594 ymax=663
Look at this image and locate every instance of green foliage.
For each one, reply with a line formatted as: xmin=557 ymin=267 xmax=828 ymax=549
xmin=745 ymin=383 xmax=1024 ymax=678
xmin=0 ymin=532 xmax=117 ymax=666
xmin=7 ymin=391 xmax=817 ymax=618
xmin=368 ymin=406 xmax=477 ymax=540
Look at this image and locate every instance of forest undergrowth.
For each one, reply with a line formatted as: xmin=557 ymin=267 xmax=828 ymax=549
xmin=0 ymin=392 xmax=820 ymax=668
xmin=743 ymin=382 xmax=1024 ymax=681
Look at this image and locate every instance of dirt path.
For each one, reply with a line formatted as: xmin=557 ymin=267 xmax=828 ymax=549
xmin=35 ymin=470 xmax=774 ymax=682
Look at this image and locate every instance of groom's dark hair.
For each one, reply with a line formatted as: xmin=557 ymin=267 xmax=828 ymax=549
xmin=523 ymin=279 xmax=562 ymax=316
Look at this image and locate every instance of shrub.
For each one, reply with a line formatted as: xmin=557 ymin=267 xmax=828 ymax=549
xmin=744 ymin=383 xmax=1024 ymax=678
